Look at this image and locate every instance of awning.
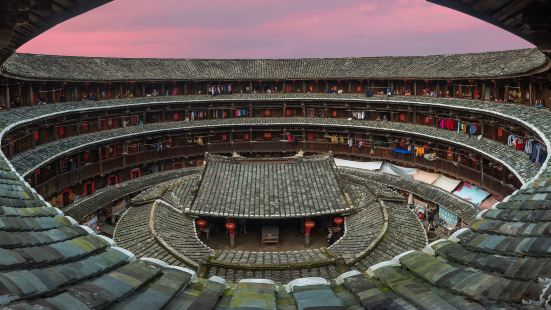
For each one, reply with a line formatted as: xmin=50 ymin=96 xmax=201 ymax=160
xmin=432 ymin=175 xmax=462 ymax=192
xmin=453 ymin=183 xmax=490 ymax=206
xmin=334 ymin=158 xmax=383 ymax=170
xmin=479 ymin=196 xmax=500 ymax=210
xmin=380 ymin=162 xmax=417 ymax=179
xmin=439 ymin=206 xmax=458 ymax=225
xmin=413 ymin=170 xmax=440 ymax=185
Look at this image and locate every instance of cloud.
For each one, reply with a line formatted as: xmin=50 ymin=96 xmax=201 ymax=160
xmin=17 ymin=0 xmax=533 ymax=58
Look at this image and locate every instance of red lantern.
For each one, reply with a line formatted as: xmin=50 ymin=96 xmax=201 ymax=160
xmin=225 ymin=221 xmax=236 ymax=237
xmin=304 ymin=220 xmax=315 ymax=236
xmin=333 ymin=217 xmax=344 ymax=227
xmin=195 ymin=218 xmax=207 ymax=229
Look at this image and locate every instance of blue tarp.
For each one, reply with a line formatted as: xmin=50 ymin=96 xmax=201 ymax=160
xmin=439 ymin=206 xmax=458 ymax=225
xmin=392 ymin=148 xmax=412 ymax=155
xmin=453 ymin=183 xmax=490 ymax=206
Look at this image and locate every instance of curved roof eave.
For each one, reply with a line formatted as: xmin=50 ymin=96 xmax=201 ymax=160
xmin=1 ymin=49 xmax=549 ymax=82
xmin=0 ymin=0 xmax=113 ymax=66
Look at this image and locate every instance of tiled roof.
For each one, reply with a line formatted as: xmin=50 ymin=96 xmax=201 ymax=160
xmin=2 ymin=48 xmax=549 ymax=81
xmin=111 ymin=160 xmax=427 ymax=284
xmin=0 ymin=95 xmax=550 ymax=307
xmin=65 ymin=168 xmax=201 ymax=221
xmin=114 ymin=187 xmax=213 ymax=269
xmin=332 ymin=174 xmax=427 ymax=267
xmin=341 ymin=167 xmax=479 ymax=224
xmin=189 ymin=154 xmax=351 ymax=218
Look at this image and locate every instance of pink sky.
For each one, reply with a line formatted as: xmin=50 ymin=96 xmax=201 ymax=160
xmin=18 ymin=0 xmax=533 ymax=58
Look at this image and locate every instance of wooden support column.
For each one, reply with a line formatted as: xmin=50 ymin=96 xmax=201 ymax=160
xmin=481 ymin=121 xmax=484 ymax=137
xmin=142 ymin=84 xmax=146 ymax=97
xmin=480 ymin=158 xmax=484 ymax=185
xmin=5 ymin=84 xmax=10 ymax=110
xmin=348 ymin=81 xmax=352 ymax=93
xmin=302 ymin=81 xmax=306 ymax=93
xmin=98 ymin=147 xmax=103 ymax=176
xmin=413 ymin=138 xmax=416 ymax=165
xmin=529 ymin=82 xmax=533 ymax=106
xmin=29 ymin=84 xmax=34 ymax=105
xmin=76 ymin=152 xmax=81 ymax=182
xmin=546 ymin=86 xmax=550 ymax=108
xmin=413 ymin=81 xmax=417 ymax=96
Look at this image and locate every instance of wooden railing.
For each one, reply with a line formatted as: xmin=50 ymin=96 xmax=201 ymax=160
xmin=34 ymin=141 xmax=517 ymax=199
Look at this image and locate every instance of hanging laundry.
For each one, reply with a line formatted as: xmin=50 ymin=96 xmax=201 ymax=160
xmin=525 ymin=139 xmax=534 ymax=155
xmin=469 ymin=123 xmax=478 ymax=135
xmin=515 ymin=137 xmax=525 ymax=151
xmin=507 ymin=134 xmax=517 ymax=147
xmin=287 ymin=134 xmax=295 ymax=143
xmin=415 ymin=146 xmax=425 ymax=157
xmin=208 ymin=84 xmax=234 ymax=96
xmin=393 ymin=148 xmax=412 ymax=155
xmin=474 ymin=87 xmax=480 ymax=99
xmin=534 ymin=144 xmax=542 ymax=163
xmin=352 ymin=111 xmax=366 ymax=120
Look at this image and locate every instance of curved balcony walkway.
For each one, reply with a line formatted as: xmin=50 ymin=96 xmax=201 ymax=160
xmin=10 ymin=117 xmax=539 ymax=184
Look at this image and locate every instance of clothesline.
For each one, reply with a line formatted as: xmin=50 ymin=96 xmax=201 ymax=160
xmin=324 ymin=135 xmax=494 ymax=158
xmin=38 ymin=88 xmax=64 ymax=93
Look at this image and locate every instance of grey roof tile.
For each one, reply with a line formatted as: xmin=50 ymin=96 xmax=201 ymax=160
xmin=2 ymin=49 xmax=548 ymax=81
